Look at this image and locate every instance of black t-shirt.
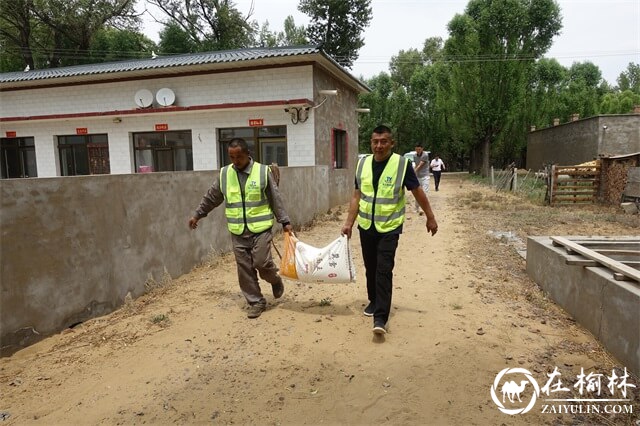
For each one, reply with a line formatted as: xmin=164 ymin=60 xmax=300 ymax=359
xmin=355 ymin=155 xmax=419 ymax=235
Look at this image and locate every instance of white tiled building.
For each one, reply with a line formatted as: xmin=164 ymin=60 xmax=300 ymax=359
xmin=0 ymin=46 xmax=368 ymax=180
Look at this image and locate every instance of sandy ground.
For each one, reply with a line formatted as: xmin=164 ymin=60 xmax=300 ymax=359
xmin=1 ymin=173 xmax=638 ymax=425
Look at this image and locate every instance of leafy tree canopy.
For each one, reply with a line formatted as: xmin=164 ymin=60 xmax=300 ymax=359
xmin=298 ymin=0 xmax=372 ymax=68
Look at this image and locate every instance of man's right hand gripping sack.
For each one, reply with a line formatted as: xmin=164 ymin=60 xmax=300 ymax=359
xmin=280 ymin=232 xmax=356 ymax=283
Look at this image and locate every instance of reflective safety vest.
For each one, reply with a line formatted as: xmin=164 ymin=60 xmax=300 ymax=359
xmin=220 ymin=162 xmax=274 ymax=235
xmin=356 ymin=153 xmax=408 ymax=233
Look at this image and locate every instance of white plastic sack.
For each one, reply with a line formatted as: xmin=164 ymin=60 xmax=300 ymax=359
xmin=291 ymin=235 xmax=356 ymax=283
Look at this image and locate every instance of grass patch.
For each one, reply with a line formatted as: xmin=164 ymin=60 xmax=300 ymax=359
xmin=319 ymin=298 xmax=332 ymax=307
xmin=150 ymin=313 xmax=170 ymax=325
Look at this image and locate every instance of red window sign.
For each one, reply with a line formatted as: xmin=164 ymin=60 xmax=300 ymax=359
xmin=155 ymin=123 xmax=169 ymax=131
xmin=5 ymin=131 xmax=17 ymax=138
xmin=249 ymin=119 xmax=264 ymax=127
xmin=76 ymin=128 xmax=88 ymax=135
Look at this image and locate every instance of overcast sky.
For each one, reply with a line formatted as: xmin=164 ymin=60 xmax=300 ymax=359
xmin=138 ymin=0 xmax=640 ymax=85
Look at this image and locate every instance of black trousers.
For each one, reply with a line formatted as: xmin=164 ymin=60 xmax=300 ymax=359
xmin=432 ymin=170 xmax=442 ymax=190
xmin=359 ymin=229 xmax=399 ymax=325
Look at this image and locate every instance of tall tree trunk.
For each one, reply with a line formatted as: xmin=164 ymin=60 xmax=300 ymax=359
xmin=469 ymin=144 xmax=482 ymax=174
xmin=481 ymin=135 xmax=491 ymax=177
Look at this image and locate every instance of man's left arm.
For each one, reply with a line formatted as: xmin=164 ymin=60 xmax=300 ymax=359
xmin=266 ymin=169 xmax=292 ymax=233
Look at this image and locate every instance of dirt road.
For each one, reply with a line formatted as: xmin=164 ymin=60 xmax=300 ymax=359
xmin=1 ymin=174 xmax=638 ymax=425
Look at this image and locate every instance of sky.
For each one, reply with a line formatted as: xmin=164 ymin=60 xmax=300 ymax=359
xmin=137 ymin=0 xmax=640 ymax=85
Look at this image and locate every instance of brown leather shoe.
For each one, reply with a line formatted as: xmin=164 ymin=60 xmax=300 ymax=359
xmin=247 ymin=302 xmax=266 ymax=319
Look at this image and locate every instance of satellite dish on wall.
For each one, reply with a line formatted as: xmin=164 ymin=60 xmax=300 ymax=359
xmin=134 ymin=89 xmax=153 ymax=108
xmin=156 ymin=88 xmax=176 ymax=106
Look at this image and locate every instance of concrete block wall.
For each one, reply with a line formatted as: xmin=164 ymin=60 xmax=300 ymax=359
xmin=526 ymin=115 xmax=640 ymax=170
xmin=0 ymin=166 xmax=332 ymax=354
xmin=526 ymin=236 xmax=640 ymax=376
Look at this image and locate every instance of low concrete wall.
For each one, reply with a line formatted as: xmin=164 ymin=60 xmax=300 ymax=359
xmin=526 ymin=236 xmax=640 ymax=376
xmin=0 ymin=166 xmax=331 ymax=354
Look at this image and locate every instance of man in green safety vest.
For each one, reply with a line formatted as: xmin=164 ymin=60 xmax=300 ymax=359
xmin=189 ymin=138 xmax=293 ymax=319
xmin=341 ymin=125 xmax=438 ymax=335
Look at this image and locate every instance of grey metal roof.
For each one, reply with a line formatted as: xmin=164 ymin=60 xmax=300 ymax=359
xmin=0 ymin=46 xmax=323 ymax=83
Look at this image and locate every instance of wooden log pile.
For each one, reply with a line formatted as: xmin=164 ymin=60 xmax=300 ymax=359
xmin=600 ymin=155 xmax=640 ymax=204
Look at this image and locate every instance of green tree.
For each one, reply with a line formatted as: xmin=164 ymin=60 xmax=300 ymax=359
xmin=148 ymin=0 xmax=255 ymax=51
xmin=526 ymin=57 xmax=567 ymax=128
xmin=617 ymin=62 xmax=640 ymax=93
xmin=279 ymin=15 xmax=307 ymax=46
xmin=444 ymin=0 xmax=562 ymax=176
xmin=1 ymin=0 xmax=138 ymax=70
xmin=158 ymin=21 xmax=198 ymax=54
xmin=559 ymin=61 xmax=603 ymax=120
xmin=31 ymin=0 xmax=138 ymax=66
xmin=0 ymin=0 xmax=37 ymax=70
xmin=389 ymin=48 xmax=425 ymax=89
xmin=90 ymin=27 xmax=156 ymax=62
xmin=600 ymin=90 xmax=640 ymax=114
xmin=298 ymin=0 xmax=372 ymax=68
xmin=257 ymin=16 xmax=307 ymax=48
xmin=257 ymin=21 xmax=278 ymax=47
xmin=357 ymin=72 xmax=394 ymax=152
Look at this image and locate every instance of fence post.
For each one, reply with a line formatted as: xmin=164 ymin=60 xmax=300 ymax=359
xmin=491 ymin=166 xmax=495 ymax=186
xmin=550 ymin=164 xmax=555 ymax=205
xmin=513 ymin=168 xmax=518 ymax=191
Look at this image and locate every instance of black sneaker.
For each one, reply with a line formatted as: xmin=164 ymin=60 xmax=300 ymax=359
xmin=272 ymin=280 xmax=284 ymax=299
xmin=363 ymin=303 xmax=374 ymax=317
xmin=372 ymin=321 xmax=386 ymax=335
xmin=247 ymin=302 xmax=266 ymax=319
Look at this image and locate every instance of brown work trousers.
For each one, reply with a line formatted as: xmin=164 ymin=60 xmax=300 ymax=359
xmin=231 ymin=230 xmax=281 ymax=304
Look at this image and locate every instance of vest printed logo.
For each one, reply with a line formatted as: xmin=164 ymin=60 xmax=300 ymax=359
xmin=249 ymin=180 xmax=258 ymax=188
xmin=383 ymin=176 xmax=393 ymax=187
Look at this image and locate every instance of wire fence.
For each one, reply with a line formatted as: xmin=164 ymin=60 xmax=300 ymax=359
xmin=490 ymin=165 xmax=546 ymax=200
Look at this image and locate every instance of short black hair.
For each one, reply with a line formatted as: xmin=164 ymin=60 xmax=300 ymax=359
xmin=228 ymin=138 xmax=250 ymax=153
xmin=373 ymin=125 xmax=393 ymax=136
xmin=415 ymin=144 xmax=423 ymax=148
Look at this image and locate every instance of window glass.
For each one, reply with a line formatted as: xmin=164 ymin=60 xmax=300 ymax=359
xmin=89 ymin=134 xmax=108 ymax=145
xmin=258 ymin=126 xmax=286 ymax=137
xmin=1 ymin=137 xmax=38 ymax=179
xmin=132 ymin=130 xmax=193 ymax=173
xmin=333 ymin=129 xmax=347 ymax=169
xmin=57 ymin=134 xmax=109 ymax=176
xmin=218 ymin=126 xmax=287 ymax=167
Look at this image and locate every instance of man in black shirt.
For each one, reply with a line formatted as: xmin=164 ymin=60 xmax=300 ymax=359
xmin=341 ymin=125 xmax=437 ymax=335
